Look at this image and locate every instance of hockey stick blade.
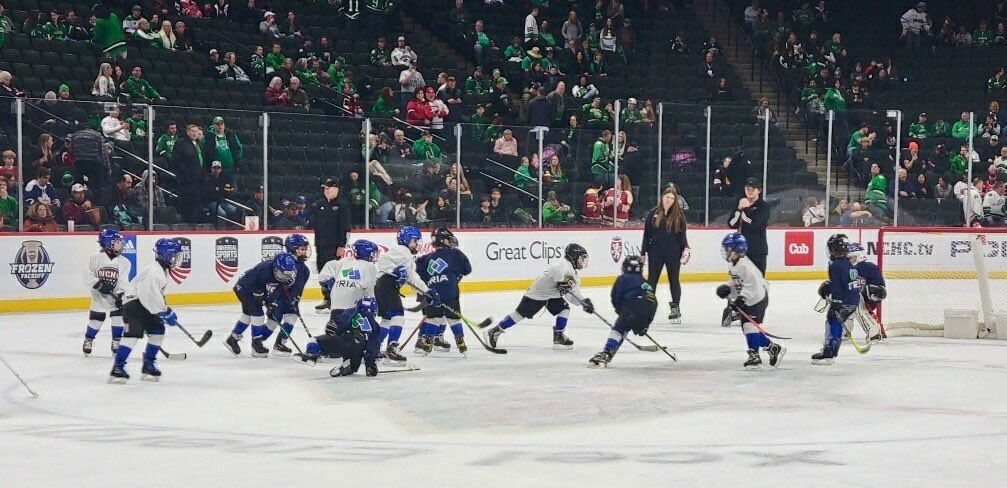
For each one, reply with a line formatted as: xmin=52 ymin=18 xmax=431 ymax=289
xmin=158 ymin=348 xmax=187 ymax=361
xmin=463 ymin=317 xmax=507 ymax=354
xmin=194 ymin=330 xmax=213 ymax=347
xmin=378 ymin=367 xmax=421 ymax=374
xmin=405 ymin=296 xmax=428 ymax=312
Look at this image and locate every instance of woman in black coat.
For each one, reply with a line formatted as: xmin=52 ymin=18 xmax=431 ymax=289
xmin=641 ymin=185 xmax=691 ymax=323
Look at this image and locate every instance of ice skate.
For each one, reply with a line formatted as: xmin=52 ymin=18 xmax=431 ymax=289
xmin=383 ymin=343 xmax=407 ymax=365
xmin=484 ymin=326 xmax=504 ymax=349
xmin=744 ymin=349 xmax=762 ymax=368
xmin=432 ymin=336 xmax=451 ymax=353
xmin=811 ymin=348 xmax=836 ymax=366
xmin=294 ymin=352 xmax=318 ymax=365
xmin=414 ymin=336 xmax=433 ymax=355
xmin=365 ymin=360 xmax=378 ymax=377
xmin=668 ymin=303 xmax=682 ymax=325
xmin=588 ymin=351 xmax=613 ymax=368
xmin=455 ymin=336 xmax=468 ymax=355
xmin=250 ymin=338 xmax=270 ymax=357
xmin=272 ymin=338 xmax=292 ymax=357
xmin=552 ymin=330 xmax=574 ymax=350
xmin=108 ymin=361 xmax=129 ymax=383
xmin=82 ymin=338 xmax=93 ymax=356
xmin=224 ymin=334 xmax=242 ymax=356
xmin=141 ymin=357 xmax=161 ymax=382
xmin=314 ymin=299 xmax=330 ymax=315
xmin=766 ymin=343 xmax=786 ymax=368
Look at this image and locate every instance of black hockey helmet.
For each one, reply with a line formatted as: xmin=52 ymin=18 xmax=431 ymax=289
xmin=431 ymin=227 xmax=458 ymax=248
xmin=565 ymin=243 xmax=589 ymax=270
xmin=827 ymin=233 xmax=849 ymax=258
xmin=622 ymin=255 xmax=643 ymax=274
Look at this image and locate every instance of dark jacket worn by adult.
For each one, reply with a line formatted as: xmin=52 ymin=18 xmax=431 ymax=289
xmin=642 ymin=215 xmax=690 ymax=307
xmin=729 ymin=197 xmax=770 ymax=272
xmin=307 ymin=195 xmax=351 ymax=271
xmin=527 ymin=94 xmax=554 ymax=127
xmin=172 ymin=137 xmax=205 ymax=221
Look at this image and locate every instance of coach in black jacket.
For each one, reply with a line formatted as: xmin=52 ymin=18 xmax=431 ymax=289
xmin=172 ymin=124 xmax=206 ymax=223
xmin=307 ymin=178 xmax=352 ymax=272
xmin=729 ymin=177 xmax=770 ymax=275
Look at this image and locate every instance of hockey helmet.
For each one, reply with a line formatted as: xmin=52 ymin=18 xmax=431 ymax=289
xmin=721 ymin=232 xmax=748 ymax=262
xmin=847 ymin=242 xmax=865 ymax=264
xmin=154 ymin=238 xmax=183 ymax=268
xmin=284 ymin=234 xmax=311 ymax=262
xmin=431 ymin=227 xmax=458 ymax=248
xmin=565 ymin=243 xmax=589 ymax=270
xmin=272 ymin=252 xmax=298 ymax=285
xmin=352 ymin=239 xmax=379 ymax=262
xmin=622 ymin=255 xmax=643 ymax=274
xmin=98 ymin=228 xmax=123 ymax=254
xmin=397 ymin=225 xmax=422 ymax=250
xmin=827 ymin=233 xmax=849 ymax=259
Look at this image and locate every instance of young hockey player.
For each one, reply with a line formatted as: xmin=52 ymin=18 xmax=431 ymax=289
xmin=848 ymin=242 xmax=886 ymax=338
xmin=223 ymin=251 xmax=298 ymax=356
xmin=296 ymin=297 xmax=384 ymax=377
xmin=318 ymin=239 xmax=380 ymax=319
xmin=109 ymin=238 xmax=182 ymax=383
xmin=588 ymin=255 xmax=658 ymax=368
xmin=262 ymin=234 xmax=312 ymax=357
xmin=484 ymin=243 xmax=592 ymax=350
xmin=716 ymin=232 xmax=785 ymax=368
xmin=415 ymin=228 xmax=471 ymax=355
xmin=813 ymin=234 xmax=862 ymax=365
xmin=83 ymin=229 xmax=132 ymax=356
xmin=375 ymin=226 xmax=440 ymax=363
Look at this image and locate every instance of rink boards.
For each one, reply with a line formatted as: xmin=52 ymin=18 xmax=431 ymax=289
xmin=0 ymin=227 xmax=880 ymax=312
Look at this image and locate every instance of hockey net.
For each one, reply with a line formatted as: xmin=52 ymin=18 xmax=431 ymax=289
xmin=878 ymin=227 xmax=1007 ymax=338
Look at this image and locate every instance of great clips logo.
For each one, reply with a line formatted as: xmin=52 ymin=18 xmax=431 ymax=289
xmin=784 ymin=231 xmax=814 ymax=266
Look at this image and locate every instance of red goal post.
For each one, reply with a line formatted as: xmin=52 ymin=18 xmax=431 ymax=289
xmin=877 ymin=226 xmax=1007 ymax=338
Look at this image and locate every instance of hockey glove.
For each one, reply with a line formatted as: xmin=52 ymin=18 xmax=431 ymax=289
xmin=157 ymin=308 xmax=179 ymax=326
xmin=715 ymin=284 xmax=731 ymax=299
xmin=113 ymin=292 xmax=124 ymax=310
xmin=393 ymin=266 xmax=408 ymax=285
xmin=93 ymin=280 xmax=116 ymax=295
xmin=266 ymin=300 xmax=281 ymax=322
xmin=581 ymin=298 xmax=595 ymax=315
xmin=817 ymin=280 xmax=831 ymax=300
xmin=422 ymin=289 xmax=442 ymax=307
xmin=865 ymin=284 xmax=887 ymax=302
xmin=557 ymin=279 xmax=574 ymax=295
xmin=731 ymin=296 xmax=746 ymax=309
xmin=365 ymin=359 xmax=378 ymax=377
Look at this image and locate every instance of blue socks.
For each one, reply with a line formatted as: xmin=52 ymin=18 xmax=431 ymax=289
xmin=745 ymin=332 xmax=771 ymax=350
xmin=388 ymin=325 xmax=402 ymax=343
xmin=555 ymin=315 xmax=568 ymax=331
xmin=111 ymin=325 xmax=123 ymax=340
xmin=251 ymin=325 xmax=271 ymax=340
xmin=114 ymin=344 xmax=132 ymax=365
xmin=85 ymin=326 xmax=99 ymax=340
xmin=450 ymin=323 xmax=464 ymax=338
xmin=420 ymin=321 xmax=436 ymax=337
xmin=143 ymin=343 xmax=160 ymax=361
xmin=232 ymin=321 xmax=249 ymax=336
xmin=306 ymin=342 xmax=320 ymax=356
xmin=499 ymin=315 xmax=517 ymax=330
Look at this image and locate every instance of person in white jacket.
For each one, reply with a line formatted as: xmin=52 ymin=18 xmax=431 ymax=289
xmin=101 ymin=105 xmax=130 ymax=141
xmin=82 ymin=229 xmax=133 ymax=356
xmin=524 ymin=7 xmax=539 ymax=43
xmin=109 ymin=238 xmax=184 ymax=383
xmin=900 ymin=2 xmax=931 ymax=51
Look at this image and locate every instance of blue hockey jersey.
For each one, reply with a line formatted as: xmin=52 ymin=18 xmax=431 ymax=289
xmin=828 ymin=257 xmax=861 ymax=307
xmin=267 ymin=260 xmax=310 ymax=317
xmin=328 ymin=306 xmax=381 ymax=362
xmin=610 ymin=273 xmax=653 ymax=314
xmin=854 ymin=261 xmax=885 ymax=287
xmin=236 ymin=256 xmax=291 ymax=295
xmin=416 ymin=248 xmax=472 ymax=301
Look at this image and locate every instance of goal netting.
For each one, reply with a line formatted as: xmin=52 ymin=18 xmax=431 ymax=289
xmin=878 ymin=227 xmax=1007 ymax=338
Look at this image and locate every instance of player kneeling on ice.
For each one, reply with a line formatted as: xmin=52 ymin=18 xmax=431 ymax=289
xmin=812 ymin=234 xmax=862 ymax=365
xmin=484 ymin=243 xmax=591 ymax=350
xmin=261 ymin=235 xmax=312 ymax=357
xmin=376 ymin=226 xmax=441 ymax=364
xmin=224 ymin=251 xmax=298 ymax=357
xmin=588 ymin=255 xmax=658 ymax=368
xmin=415 ymin=228 xmax=471 ymax=355
xmin=844 ymin=242 xmax=886 ymax=341
xmin=297 ymin=297 xmax=383 ymax=377
xmin=717 ymin=232 xmax=785 ymax=368
xmin=83 ymin=229 xmax=132 ymax=356
xmin=109 ymin=239 xmax=183 ymax=383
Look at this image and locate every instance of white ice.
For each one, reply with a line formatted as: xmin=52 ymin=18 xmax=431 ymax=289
xmin=1 ymin=281 xmax=1006 ymax=488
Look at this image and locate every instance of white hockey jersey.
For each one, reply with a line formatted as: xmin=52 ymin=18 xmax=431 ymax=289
xmin=318 ymin=256 xmax=378 ymax=310
xmin=955 ymin=182 xmax=984 ymax=223
xmin=85 ymin=251 xmax=133 ymax=312
xmin=983 ymin=190 xmax=1005 ymax=220
xmin=376 ymin=244 xmax=429 ymax=293
xmin=123 ymin=263 xmax=170 ymax=315
xmin=727 ymin=256 xmax=768 ymax=305
xmin=526 ymin=259 xmax=580 ymax=301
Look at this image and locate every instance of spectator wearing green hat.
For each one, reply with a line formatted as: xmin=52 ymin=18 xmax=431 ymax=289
xmin=203 ymin=116 xmax=243 ymax=181
xmin=908 ymin=112 xmax=931 ymax=139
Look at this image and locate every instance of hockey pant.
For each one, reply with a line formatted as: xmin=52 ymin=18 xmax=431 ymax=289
xmin=117 ymin=300 xmax=165 ymax=367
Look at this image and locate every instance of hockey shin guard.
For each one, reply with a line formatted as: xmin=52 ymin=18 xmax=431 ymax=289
xmin=450 ymin=323 xmax=464 ymax=338
xmin=554 ymin=309 xmax=570 ymax=331
xmin=604 ymin=327 xmax=626 ymax=353
xmin=742 ymin=321 xmax=771 ymax=349
xmin=110 ymin=315 xmax=123 ymax=340
xmin=385 ymin=315 xmax=405 ymax=344
xmin=116 ymin=337 xmax=139 ymax=363
xmin=232 ymin=314 xmax=254 ymax=337
xmin=498 ymin=312 xmax=523 ymax=330
xmin=85 ymin=311 xmax=106 ymax=339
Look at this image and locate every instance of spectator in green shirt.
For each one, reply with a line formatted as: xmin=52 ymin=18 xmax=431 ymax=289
xmin=412 ymin=131 xmax=442 ymax=162
xmin=864 ymin=164 xmax=889 ymax=213
xmin=125 ymin=107 xmax=148 ymax=141
xmin=464 ymin=67 xmax=492 ymax=94
xmin=951 ymin=112 xmax=977 ymax=140
xmin=265 ymin=43 xmax=286 ymax=73
xmin=0 ymin=4 xmax=16 ymax=48
xmin=949 ymin=145 xmax=971 ymax=176
xmin=908 ymin=112 xmax=931 ymax=139
xmin=975 ymin=21 xmax=994 ymax=46
xmin=823 ymin=79 xmax=847 ymax=114
xmin=823 ymin=32 xmax=843 ymax=56
xmin=542 ymin=191 xmax=571 ymax=223
xmin=0 ymin=175 xmax=17 ymax=227
xmin=203 ymin=116 xmax=244 ymax=179
xmin=370 ymin=37 xmax=392 ymax=68
xmin=503 ymin=37 xmax=525 ymax=67
xmin=847 ymin=123 xmax=870 ymax=157
xmin=583 ymin=97 xmax=610 ymax=126
xmin=122 ymin=66 xmax=164 ymax=103
xmin=371 ymin=87 xmax=400 ymax=117
xmin=538 ymin=20 xmax=557 ymax=48
xmin=521 ymin=47 xmax=543 ymax=71
xmin=621 ymin=98 xmax=642 ymax=125
xmin=472 ymin=20 xmax=497 ymax=66
xmin=591 ymin=130 xmax=614 ymax=182
xmin=41 ymin=10 xmax=66 ymax=40
xmin=156 ymin=122 xmax=179 ymax=159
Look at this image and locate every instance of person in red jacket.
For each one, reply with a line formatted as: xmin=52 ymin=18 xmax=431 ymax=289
xmin=581 ymin=185 xmax=602 ymax=223
xmin=405 ymin=88 xmax=432 ymax=126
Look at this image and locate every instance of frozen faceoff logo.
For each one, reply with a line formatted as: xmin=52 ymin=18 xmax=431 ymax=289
xmin=168 ymin=237 xmax=192 ymax=285
xmin=9 ymin=240 xmax=54 ymax=289
xmin=215 ymin=237 xmax=239 ymax=282
xmin=784 ymin=231 xmax=814 ymax=266
xmin=261 ymin=236 xmax=284 ymax=261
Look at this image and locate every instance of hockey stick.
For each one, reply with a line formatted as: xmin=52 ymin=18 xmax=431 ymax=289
xmin=0 ymin=350 xmax=39 ymax=398
xmin=841 ymin=322 xmax=872 ymax=354
xmin=296 ymin=314 xmax=314 ymax=339
xmin=644 ymin=333 xmax=678 ymax=362
xmin=176 ymin=323 xmax=212 ymax=347
xmin=377 ymin=366 xmax=421 ymax=374
xmin=815 ymin=300 xmax=875 ymax=352
xmin=396 ymin=317 xmax=425 ymax=353
xmin=158 ymin=347 xmax=186 ymax=361
xmin=730 ymin=305 xmax=792 ymax=340
xmin=275 ymin=320 xmax=307 ymax=357
xmin=403 ymin=284 xmax=503 ymax=354
xmin=398 ymin=291 xmax=429 ymax=313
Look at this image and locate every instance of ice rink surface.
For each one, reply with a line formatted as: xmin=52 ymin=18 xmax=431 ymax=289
xmin=2 ymin=280 xmax=1006 ymax=487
